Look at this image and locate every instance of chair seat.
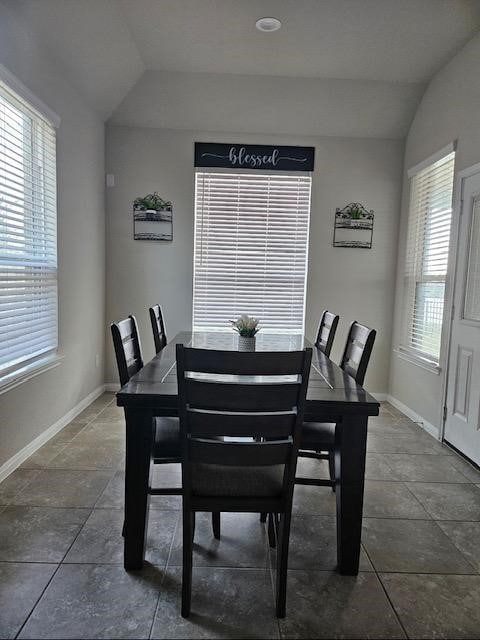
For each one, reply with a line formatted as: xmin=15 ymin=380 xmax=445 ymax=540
xmin=191 ymin=462 xmax=284 ymax=498
xmin=153 ymin=416 xmax=180 ymax=459
xmin=300 ymin=422 xmax=335 ymax=450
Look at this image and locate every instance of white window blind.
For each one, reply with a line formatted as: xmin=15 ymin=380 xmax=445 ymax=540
xmin=193 ymin=171 xmax=311 ymax=332
xmin=401 ymin=149 xmax=455 ymax=364
xmin=0 ymin=78 xmax=57 ymax=379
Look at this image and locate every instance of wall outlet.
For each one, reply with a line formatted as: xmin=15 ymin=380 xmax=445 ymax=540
xmin=95 ymin=354 xmax=101 ymax=368
xmin=106 ymin=173 xmax=115 ymax=188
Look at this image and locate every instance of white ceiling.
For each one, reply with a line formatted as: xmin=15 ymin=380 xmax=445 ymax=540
xmin=5 ymin=0 xmax=480 ymax=136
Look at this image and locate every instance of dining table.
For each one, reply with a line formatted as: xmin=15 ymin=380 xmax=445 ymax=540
xmin=116 ymin=331 xmax=380 ymax=575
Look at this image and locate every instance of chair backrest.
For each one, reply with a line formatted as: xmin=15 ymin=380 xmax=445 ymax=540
xmin=111 ymin=315 xmax=144 ymax=387
xmin=176 ymin=346 xmax=312 ymax=498
xmin=149 ymin=304 xmax=167 ymax=354
xmin=340 ymin=321 xmax=376 ymax=386
xmin=315 ymin=310 xmax=339 ymax=357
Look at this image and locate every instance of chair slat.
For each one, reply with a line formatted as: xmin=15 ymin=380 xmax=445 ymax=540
xmin=187 ymin=409 xmax=296 ymax=438
xmin=183 ymin=348 xmax=307 ymax=375
xmin=315 ymin=310 xmax=339 ymax=357
xmin=185 ymin=378 xmax=300 ymax=411
xmin=189 ymin=439 xmax=292 ymax=466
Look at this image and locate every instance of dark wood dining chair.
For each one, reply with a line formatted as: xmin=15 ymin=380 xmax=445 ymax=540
xmin=149 ymin=304 xmax=167 ymax=354
xmin=176 ymin=345 xmax=312 ymax=618
xmin=111 ymin=315 xmax=219 ymax=536
xmin=315 ymin=310 xmax=339 ymax=357
xmin=297 ymin=321 xmax=376 ymax=490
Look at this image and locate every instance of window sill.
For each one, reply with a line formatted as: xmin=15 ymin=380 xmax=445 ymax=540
xmin=393 ymin=348 xmax=441 ymax=375
xmin=0 ymin=354 xmax=64 ymax=396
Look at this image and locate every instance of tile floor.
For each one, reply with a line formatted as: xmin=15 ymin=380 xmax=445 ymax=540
xmin=1 ymin=394 xmax=480 ymax=638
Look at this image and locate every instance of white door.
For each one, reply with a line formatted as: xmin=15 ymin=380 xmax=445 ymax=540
xmin=444 ymin=170 xmax=480 ymax=465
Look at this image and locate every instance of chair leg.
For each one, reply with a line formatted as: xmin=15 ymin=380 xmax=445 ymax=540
xmin=260 ymin=512 xmax=267 ymax=523
xmin=267 ymin=513 xmax=276 ymax=548
xmin=328 ymin=451 xmax=336 ymax=492
xmin=275 ymin=512 xmax=292 ymax=618
xmin=182 ymin=511 xmax=194 ymax=618
xmin=212 ymin=511 xmax=221 ymax=539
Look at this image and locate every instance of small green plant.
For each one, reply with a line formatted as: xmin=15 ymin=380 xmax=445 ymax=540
xmin=348 ymin=204 xmax=362 ymax=219
xmin=230 ymin=314 xmax=260 ymax=337
xmin=133 ymin=192 xmax=172 ymax=211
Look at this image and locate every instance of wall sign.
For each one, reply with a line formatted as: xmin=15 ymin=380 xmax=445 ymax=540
xmin=195 ymin=142 xmax=315 ymax=172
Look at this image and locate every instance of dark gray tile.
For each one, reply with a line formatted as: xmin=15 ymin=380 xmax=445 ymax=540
xmin=65 ymin=508 xmax=178 ymax=566
xmin=47 ymin=437 xmax=124 ymax=470
xmin=437 ymin=521 xmax=480 ymax=572
xmin=169 ymin=512 xmax=268 ymax=568
xmin=13 ymin=469 xmax=113 ymax=508
xmin=73 ymin=394 xmax=114 ymax=424
xmin=20 ymin=441 xmax=68 ymax=470
xmin=448 ymin=455 xmax=480 ymax=483
xmin=0 ymin=562 xmax=57 ymax=640
xmin=383 ymin=454 xmax=470 ymax=483
xmin=0 ymin=470 xmax=40 ymax=504
xmin=292 ymin=484 xmax=336 ymax=516
xmin=19 ymin=563 xmax=162 ymax=639
xmin=406 ymin=482 xmax=480 ymax=520
xmin=150 ymin=567 xmax=279 ymax=639
xmin=48 ymin=421 xmax=88 ymax=446
xmin=362 ymin=518 xmax=475 ymax=573
xmin=365 ymin=454 xmax=402 ymax=481
xmin=0 ymin=506 xmax=89 ymax=562
xmin=380 ymin=573 xmax=480 ymax=639
xmin=276 ymin=514 xmax=373 ymax=571
xmin=278 ymin=571 xmax=405 ymax=639
xmin=367 ymin=433 xmax=446 ymax=455
xmin=363 ymin=481 xmax=430 ymax=519
xmin=95 ymin=470 xmax=181 ymax=510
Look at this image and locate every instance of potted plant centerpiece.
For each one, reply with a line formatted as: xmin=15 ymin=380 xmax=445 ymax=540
xmin=230 ymin=315 xmax=260 ymax=351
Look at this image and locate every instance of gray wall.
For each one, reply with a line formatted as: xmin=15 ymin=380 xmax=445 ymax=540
xmin=106 ymin=126 xmax=403 ymax=394
xmin=0 ymin=4 xmax=106 ymax=467
xmin=389 ymin=32 xmax=480 ymax=428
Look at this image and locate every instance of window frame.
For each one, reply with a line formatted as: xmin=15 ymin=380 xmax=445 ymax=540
xmin=0 ymin=64 xmax=60 ymax=392
xmin=398 ymin=143 xmax=456 ymax=371
xmin=192 ymin=167 xmax=312 ymax=334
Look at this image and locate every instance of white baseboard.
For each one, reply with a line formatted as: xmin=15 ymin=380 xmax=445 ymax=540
xmin=0 ymin=384 xmax=106 ymax=483
xmin=386 ymin=394 xmax=440 ymax=440
xmin=104 ymin=382 xmax=119 ymax=393
xmin=370 ymin=392 xmax=388 ymax=402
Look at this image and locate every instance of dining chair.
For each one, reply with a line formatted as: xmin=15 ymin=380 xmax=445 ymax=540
xmin=176 ymin=345 xmax=312 ymax=618
xmin=149 ymin=304 xmax=167 ymax=354
xmin=315 ymin=310 xmax=339 ymax=357
xmin=111 ymin=315 xmax=219 ymax=537
xmin=297 ymin=321 xmax=376 ymax=490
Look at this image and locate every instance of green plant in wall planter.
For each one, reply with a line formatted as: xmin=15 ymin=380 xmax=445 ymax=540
xmin=347 ymin=203 xmax=362 ymax=219
xmin=133 ymin=192 xmax=172 ymax=212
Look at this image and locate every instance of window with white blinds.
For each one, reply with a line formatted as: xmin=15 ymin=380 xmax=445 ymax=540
xmin=0 ymin=78 xmax=57 ymax=380
xmin=193 ymin=171 xmax=311 ymax=332
xmin=401 ymin=148 xmax=455 ymax=364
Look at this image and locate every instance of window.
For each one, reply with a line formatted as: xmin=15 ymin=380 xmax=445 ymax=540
xmin=193 ymin=171 xmax=311 ymax=332
xmin=0 ymin=76 xmax=57 ymax=382
xmin=401 ymin=146 xmax=455 ymax=365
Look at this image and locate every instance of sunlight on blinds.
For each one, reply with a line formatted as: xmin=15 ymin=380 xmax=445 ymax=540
xmin=193 ymin=171 xmax=311 ymax=333
xmin=0 ymin=79 xmax=57 ymax=377
xmin=402 ymin=150 xmax=455 ymax=363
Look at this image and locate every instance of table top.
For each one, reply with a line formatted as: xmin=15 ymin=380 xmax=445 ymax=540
xmin=116 ymin=331 xmax=380 ymax=417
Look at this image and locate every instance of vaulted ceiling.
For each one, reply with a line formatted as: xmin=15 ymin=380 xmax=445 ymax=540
xmin=5 ymin=0 xmax=480 ymax=137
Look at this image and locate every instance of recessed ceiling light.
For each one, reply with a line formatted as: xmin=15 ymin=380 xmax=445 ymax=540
xmin=255 ymin=17 xmax=282 ymax=32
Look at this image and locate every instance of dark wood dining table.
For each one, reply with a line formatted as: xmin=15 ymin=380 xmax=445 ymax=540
xmin=116 ymin=331 xmax=380 ymax=575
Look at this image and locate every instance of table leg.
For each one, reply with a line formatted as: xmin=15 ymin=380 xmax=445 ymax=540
xmin=335 ymin=415 xmax=368 ymax=575
xmin=124 ymin=407 xmax=154 ymax=570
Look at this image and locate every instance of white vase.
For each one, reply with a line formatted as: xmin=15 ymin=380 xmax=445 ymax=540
xmin=238 ymin=335 xmax=256 ymax=352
